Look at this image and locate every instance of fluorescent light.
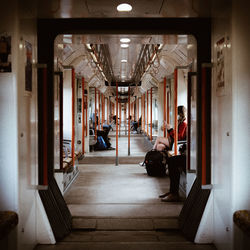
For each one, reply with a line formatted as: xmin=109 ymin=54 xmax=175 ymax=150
xmin=117 ymin=3 xmax=132 ymax=12
xmin=121 ymin=75 xmax=126 ymax=78
xmin=121 ymin=44 xmax=129 ymax=48
xmin=120 ymin=38 xmax=131 ymax=43
xmin=121 ymin=59 xmax=127 ymax=63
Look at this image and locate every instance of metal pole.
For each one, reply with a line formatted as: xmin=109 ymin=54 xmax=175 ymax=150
xmin=143 ymin=94 xmax=145 ymax=132
xmin=164 ymin=77 xmax=166 ymax=137
xmin=82 ymin=77 xmax=85 ymax=154
xmin=167 ymin=91 xmax=170 ymax=124
xmin=71 ymin=68 xmax=75 ymax=167
xmin=119 ymin=102 xmax=121 ymax=137
xmin=128 ymin=87 xmax=130 ymax=155
xmin=98 ymin=90 xmax=101 ymax=130
xmin=95 ymin=87 xmax=97 ymax=140
xmin=174 ymin=68 xmax=178 ymax=155
xmin=42 ymin=67 xmax=48 ymax=185
xmin=116 ymin=82 xmax=119 ymax=165
xmin=202 ymin=67 xmax=207 ymax=185
xmin=150 ymin=87 xmax=153 ymax=141
xmin=102 ymin=93 xmax=105 ymax=129
xmin=85 ymin=92 xmax=88 ymax=137
xmin=147 ymin=90 xmax=149 ymax=136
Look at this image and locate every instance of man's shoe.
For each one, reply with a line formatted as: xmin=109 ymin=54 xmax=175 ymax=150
xmin=159 ymin=192 xmax=170 ymax=198
xmin=139 ymin=162 xmax=145 ymax=167
xmin=161 ymin=193 xmax=179 ymax=202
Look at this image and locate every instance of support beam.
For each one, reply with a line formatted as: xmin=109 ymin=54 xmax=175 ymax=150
xmin=147 ymin=90 xmax=149 ymax=136
xmin=42 ymin=67 xmax=48 ymax=185
xmin=164 ymin=77 xmax=166 ymax=137
xmin=95 ymin=88 xmax=97 ymax=140
xmin=128 ymin=87 xmax=130 ymax=156
xmin=71 ymin=68 xmax=75 ymax=167
xmin=116 ymin=82 xmax=118 ymax=165
xmin=174 ymin=68 xmax=178 ymax=155
xmin=82 ymin=77 xmax=85 ymax=154
xmin=150 ymin=87 xmax=153 ymax=141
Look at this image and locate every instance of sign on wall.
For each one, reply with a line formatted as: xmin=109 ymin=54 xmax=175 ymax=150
xmin=0 ymin=35 xmax=11 ymax=72
xmin=216 ymin=37 xmax=226 ymax=96
xmin=25 ymin=41 xmax=32 ymax=92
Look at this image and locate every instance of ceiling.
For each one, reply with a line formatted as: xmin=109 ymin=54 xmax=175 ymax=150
xmin=50 ymin=0 xmax=204 ymax=99
xmin=37 ymin=0 xmax=211 ymax=18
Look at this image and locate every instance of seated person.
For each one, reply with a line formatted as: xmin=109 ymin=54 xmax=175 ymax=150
xmin=159 ymin=143 xmax=186 ymax=202
xmin=131 ymin=116 xmax=141 ymax=133
xmin=102 ymin=120 xmax=112 ymax=132
xmin=153 ymin=106 xmax=187 ymax=151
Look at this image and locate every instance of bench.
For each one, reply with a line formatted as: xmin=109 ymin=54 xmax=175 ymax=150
xmin=0 ymin=211 xmax=18 ymax=240
xmin=233 ymin=210 xmax=250 ymax=237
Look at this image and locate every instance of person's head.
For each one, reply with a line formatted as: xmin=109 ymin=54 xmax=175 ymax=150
xmin=177 ymin=105 xmax=186 ymax=122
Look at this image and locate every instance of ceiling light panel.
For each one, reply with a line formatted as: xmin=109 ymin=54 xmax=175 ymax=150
xmin=120 ymin=38 xmax=131 ymax=43
xmin=117 ymin=3 xmax=132 ymax=12
xmin=121 ymin=44 xmax=129 ymax=48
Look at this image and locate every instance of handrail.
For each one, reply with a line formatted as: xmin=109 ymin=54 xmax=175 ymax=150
xmin=82 ymin=77 xmax=85 ymax=154
xmin=94 ymin=88 xmax=97 ymax=140
xmin=116 ymin=82 xmax=118 ymax=165
xmin=71 ymin=68 xmax=75 ymax=167
xmin=174 ymin=68 xmax=178 ymax=155
xmin=147 ymin=90 xmax=149 ymax=136
xmin=42 ymin=66 xmax=48 ymax=185
xmin=98 ymin=90 xmax=101 ymax=130
xmin=201 ymin=63 xmax=212 ymax=187
xmin=128 ymin=87 xmax=131 ymax=155
xmin=163 ymin=77 xmax=166 ymax=137
xmin=150 ymin=87 xmax=153 ymax=141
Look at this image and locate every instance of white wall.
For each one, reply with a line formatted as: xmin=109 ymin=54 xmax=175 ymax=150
xmin=63 ymin=70 xmax=72 ymax=140
xmin=231 ymin=0 xmax=250 ymax=248
xmin=211 ymin=1 xmax=233 ymax=249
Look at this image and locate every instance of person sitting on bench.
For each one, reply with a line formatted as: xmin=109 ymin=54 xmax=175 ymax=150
xmin=153 ymin=105 xmax=187 ymax=152
xmin=159 ymin=143 xmax=186 ymax=202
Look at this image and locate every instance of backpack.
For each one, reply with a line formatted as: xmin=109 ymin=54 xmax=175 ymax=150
xmin=144 ymin=150 xmax=169 ymax=176
xmin=95 ymin=136 xmax=108 ymax=150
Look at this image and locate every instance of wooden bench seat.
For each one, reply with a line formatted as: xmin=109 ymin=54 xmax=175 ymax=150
xmin=233 ymin=210 xmax=250 ymax=237
xmin=0 ymin=211 xmax=18 ymax=240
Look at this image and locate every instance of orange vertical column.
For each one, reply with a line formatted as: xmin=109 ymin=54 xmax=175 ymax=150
xmin=42 ymin=67 xmax=48 ymax=185
xmin=102 ymin=94 xmax=105 ymax=129
xmin=107 ymin=98 xmax=109 ymax=124
xmin=167 ymin=91 xmax=170 ymax=124
xmin=147 ymin=90 xmax=149 ymax=136
xmin=128 ymin=87 xmax=130 ymax=155
xmin=85 ymin=93 xmax=88 ymax=137
xmin=143 ymin=94 xmax=145 ymax=132
xmin=119 ymin=102 xmax=121 ymax=136
xmin=174 ymin=68 xmax=178 ymax=155
xmin=150 ymin=87 xmax=153 ymax=141
xmin=163 ymin=77 xmax=166 ymax=137
xmin=137 ymin=97 xmax=139 ymax=122
xmin=98 ymin=90 xmax=101 ymax=130
xmin=202 ymin=67 xmax=207 ymax=185
xmin=81 ymin=77 xmax=85 ymax=154
xmin=71 ymin=68 xmax=75 ymax=166
xmin=116 ymin=82 xmax=119 ymax=165
xmin=94 ymin=88 xmax=97 ymax=140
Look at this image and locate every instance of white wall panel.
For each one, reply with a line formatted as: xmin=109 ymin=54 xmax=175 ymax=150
xmin=211 ymin=1 xmax=233 ymax=249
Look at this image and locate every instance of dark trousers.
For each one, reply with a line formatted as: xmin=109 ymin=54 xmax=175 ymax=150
xmin=168 ymin=154 xmax=186 ymax=194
